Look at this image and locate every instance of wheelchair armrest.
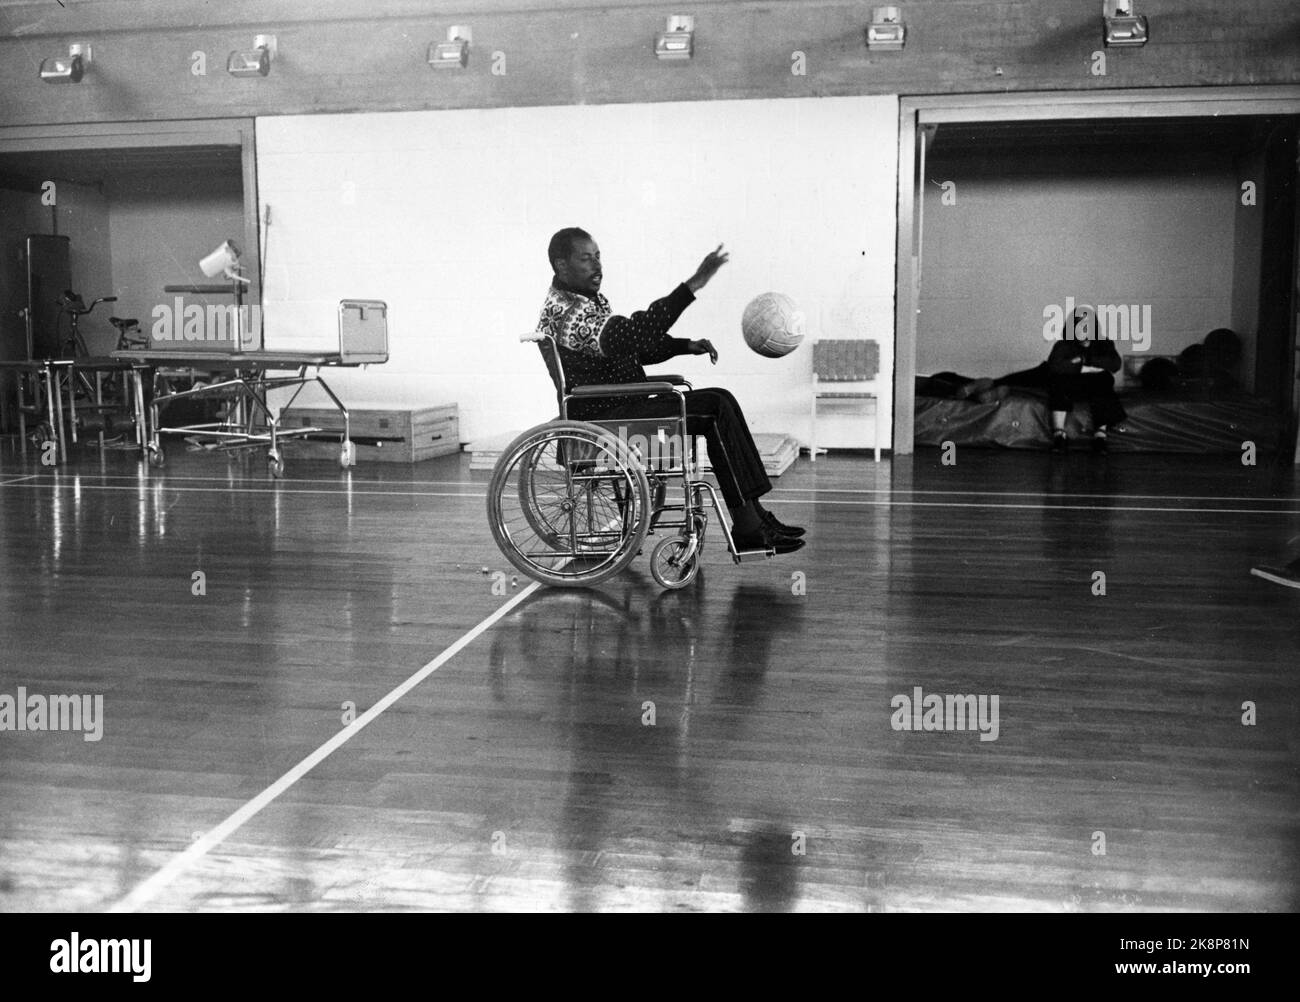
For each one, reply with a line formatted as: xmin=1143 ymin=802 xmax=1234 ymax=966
xmin=647 ymin=374 xmax=691 ymax=387
xmin=569 ymin=381 xmax=677 ymax=398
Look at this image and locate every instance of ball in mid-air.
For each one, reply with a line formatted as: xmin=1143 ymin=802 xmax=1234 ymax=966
xmin=742 ymin=292 xmax=805 ymax=358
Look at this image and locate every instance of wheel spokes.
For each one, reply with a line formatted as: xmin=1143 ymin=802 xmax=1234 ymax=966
xmin=496 ymin=431 xmax=645 ymax=580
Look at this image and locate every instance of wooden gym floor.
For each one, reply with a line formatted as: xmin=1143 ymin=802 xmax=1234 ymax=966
xmin=0 ymin=437 xmax=1296 ymax=912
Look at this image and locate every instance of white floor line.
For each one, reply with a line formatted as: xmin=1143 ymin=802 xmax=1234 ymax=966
xmin=774 ymin=486 xmax=1300 ymax=504
xmin=4 ymin=472 xmax=1296 ymax=506
xmin=0 ymin=474 xmax=39 ymax=485
xmin=44 ymin=472 xmax=482 ymax=488
xmin=1249 ymin=567 xmax=1300 ymax=589
xmin=1 ymin=481 xmax=485 ymax=500
xmin=108 ymin=579 xmax=542 ymax=913
xmin=3 ymin=477 xmax=1296 ymax=516
xmin=764 ymin=499 xmax=1300 ymax=516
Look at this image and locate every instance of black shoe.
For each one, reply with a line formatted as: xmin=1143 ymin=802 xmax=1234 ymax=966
xmin=733 ymin=527 xmax=805 ymax=555
xmin=1091 ymin=434 xmax=1109 ymax=455
xmin=760 ymin=509 xmax=806 ymax=538
xmin=1050 ymin=432 xmax=1068 ymax=454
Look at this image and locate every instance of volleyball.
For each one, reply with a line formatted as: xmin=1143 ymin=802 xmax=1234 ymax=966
xmin=742 ymin=292 xmax=805 ymax=358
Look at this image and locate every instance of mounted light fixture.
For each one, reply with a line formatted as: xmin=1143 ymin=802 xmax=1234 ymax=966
xmin=199 ymin=241 xmax=250 ymax=285
xmin=1103 ymin=0 xmax=1148 ymax=47
xmin=655 ymin=15 xmax=694 ymax=61
xmin=227 ymin=34 xmax=277 ymax=77
xmin=39 ymin=43 xmax=92 ymax=84
xmin=429 ymin=26 xmax=471 ymax=68
xmin=867 ymin=6 xmax=906 ymax=51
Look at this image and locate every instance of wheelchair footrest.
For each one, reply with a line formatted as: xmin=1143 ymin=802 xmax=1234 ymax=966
xmin=732 ymin=547 xmax=775 ymax=563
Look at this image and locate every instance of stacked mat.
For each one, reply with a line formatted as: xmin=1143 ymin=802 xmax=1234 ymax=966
xmin=467 ymin=430 xmax=518 ymax=472
xmin=703 ymin=433 xmax=800 ymax=477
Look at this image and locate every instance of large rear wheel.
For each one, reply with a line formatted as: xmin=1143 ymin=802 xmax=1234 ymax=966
xmin=488 ymin=421 xmax=650 ymax=587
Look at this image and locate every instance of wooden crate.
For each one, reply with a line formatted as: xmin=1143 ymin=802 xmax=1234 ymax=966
xmin=281 ymin=404 xmax=458 ymax=463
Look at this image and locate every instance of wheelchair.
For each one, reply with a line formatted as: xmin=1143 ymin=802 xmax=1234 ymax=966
xmin=486 ymin=332 xmax=775 ymax=590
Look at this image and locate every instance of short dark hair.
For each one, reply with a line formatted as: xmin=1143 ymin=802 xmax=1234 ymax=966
xmin=548 ymin=227 xmax=591 ymax=271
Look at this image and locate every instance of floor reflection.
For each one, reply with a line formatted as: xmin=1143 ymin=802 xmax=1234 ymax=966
xmin=485 ymin=572 xmax=812 ymax=910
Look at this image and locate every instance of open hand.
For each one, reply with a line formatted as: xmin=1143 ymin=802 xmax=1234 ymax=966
xmin=689 ymin=339 xmax=718 ymax=364
xmin=686 ymin=244 xmax=729 ymax=294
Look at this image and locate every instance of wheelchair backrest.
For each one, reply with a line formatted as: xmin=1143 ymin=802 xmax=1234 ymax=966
xmin=520 ymin=330 xmax=567 ymax=414
xmin=518 ymin=331 xmax=688 ymax=473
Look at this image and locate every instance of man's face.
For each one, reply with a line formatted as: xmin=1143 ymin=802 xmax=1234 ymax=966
xmin=555 ymin=238 xmax=602 ymax=296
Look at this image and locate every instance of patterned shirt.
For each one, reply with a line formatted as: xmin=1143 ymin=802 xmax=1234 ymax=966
xmin=534 ymin=280 xmax=696 ymax=417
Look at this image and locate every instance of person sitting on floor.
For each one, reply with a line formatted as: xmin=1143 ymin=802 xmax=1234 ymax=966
xmin=991 ymin=306 xmax=1126 ymax=453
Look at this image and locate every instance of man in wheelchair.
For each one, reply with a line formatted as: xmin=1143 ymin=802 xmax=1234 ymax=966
xmin=535 ymin=227 xmax=805 ymax=555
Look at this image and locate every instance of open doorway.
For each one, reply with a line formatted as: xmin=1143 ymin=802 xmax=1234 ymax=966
xmin=894 ymin=88 xmax=1300 ymax=460
xmin=0 ymin=120 xmax=258 ymax=433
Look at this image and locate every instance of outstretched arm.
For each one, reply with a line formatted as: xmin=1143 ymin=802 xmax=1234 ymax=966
xmin=677 ymin=245 xmax=729 ymax=363
xmin=686 ymin=244 xmax=729 ymax=294
xmin=599 ymin=284 xmax=696 ymax=362
xmin=599 ymin=244 xmax=731 ymax=364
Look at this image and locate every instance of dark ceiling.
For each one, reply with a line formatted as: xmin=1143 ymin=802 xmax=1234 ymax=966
xmin=931 ymin=115 xmax=1294 ymax=157
xmin=0 ymin=144 xmax=242 ymax=190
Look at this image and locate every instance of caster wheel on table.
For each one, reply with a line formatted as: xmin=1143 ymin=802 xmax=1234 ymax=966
xmin=267 ymin=451 xmax=284 ymax=478
xmin=650 ymin=534 xmax=700 ymax=590
xmin=147 ymin=446 xmax=165 ymax=469
xmin=340 ymin=440 xmax=356 ymax=468
xmin=31 ymin=425 xmax=58 ymax=465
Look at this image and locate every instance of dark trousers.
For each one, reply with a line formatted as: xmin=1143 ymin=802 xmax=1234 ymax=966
xmin=571 ymin=387 xmax=772 ymax=509
xmin=996 ymin=364 xmax=1127 ymax=428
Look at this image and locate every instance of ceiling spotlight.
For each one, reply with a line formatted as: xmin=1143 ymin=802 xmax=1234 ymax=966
xmin=867 ymin=6 xmax=906 ymax=51
xmin=429 ymin=26 xmax=471 ymax=69
xmin=655 ymin=15 xmax=694 ymax=61
xmin=39 ymin=43 xmax=91 ymax=84
xmin=228 ymin=34 xmax=277 ymax=77
xmin=1103 ymin=0 xmax=1148 ymax=47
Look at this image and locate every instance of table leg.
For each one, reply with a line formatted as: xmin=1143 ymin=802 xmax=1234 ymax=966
xmin=132 ymin=369 xmax=148 ymax=456
xmin=45 ymin=364 xmax=65 ymax=463
xmin=67 ymin=367 xmax=79 ymax=445
xmin=95 ymin=371 xmax=105 ymax=449
xmin=18 ymin=373 xmax=28 ymax=447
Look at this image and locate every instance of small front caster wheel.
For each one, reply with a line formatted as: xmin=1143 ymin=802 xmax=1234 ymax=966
xmin=650 ymin=535 xmax=699 ymax=590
